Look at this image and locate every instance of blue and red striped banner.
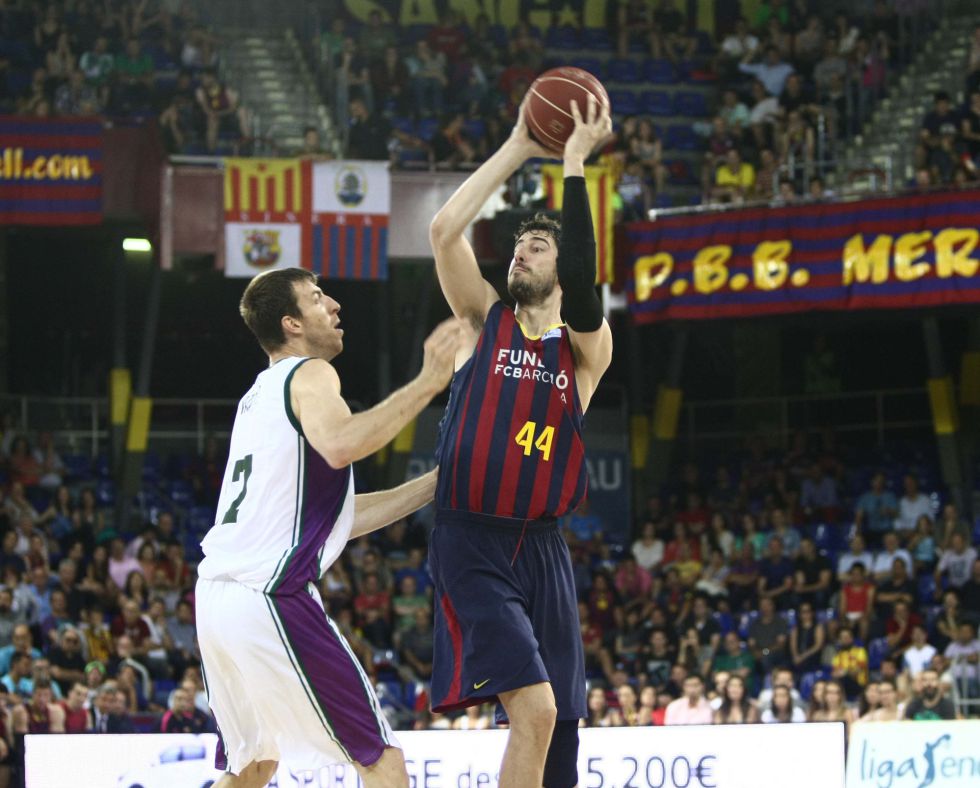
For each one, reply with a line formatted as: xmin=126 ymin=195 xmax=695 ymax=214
xmin=0 ymin=116 xmax=102 ymax=225
xmin=311 ymin=213 xmax=388 ymax=281
xmin=625 ymin=189 xmax=980 ymax=323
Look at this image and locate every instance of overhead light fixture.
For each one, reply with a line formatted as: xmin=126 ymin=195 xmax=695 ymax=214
xmin=122 ymin=238 xmax=152 ymax=252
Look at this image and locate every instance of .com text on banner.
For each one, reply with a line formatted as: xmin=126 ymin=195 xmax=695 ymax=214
xmin=26 ymin=722 xmax=844 ymax=788
xmin=0 ymin=115 xmax=102 ymax=225
xmin=625 ymin=189 xmax=980 ymax=323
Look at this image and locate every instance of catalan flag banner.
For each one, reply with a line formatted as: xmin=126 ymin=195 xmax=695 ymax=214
xmin=223 ymin=158 xmax=390 ymax=280
xmin=625 ymin=187 xmax=980 ymax=323
xmin=540 ymin=163 xmax=614 ymax=284
xmin=0 ymin=116 xmax=102 ymax=225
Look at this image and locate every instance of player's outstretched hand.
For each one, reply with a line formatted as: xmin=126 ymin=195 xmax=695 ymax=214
xmin=564 ymin=95 xmax=612 ymax=165
xmin=419 ymin=318 xmax=466 ymax=394
xmin=508 ymin=94 xmax=558 ymax=161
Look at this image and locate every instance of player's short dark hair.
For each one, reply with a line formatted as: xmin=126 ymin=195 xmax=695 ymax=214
xmin=514 ymin=212 xmax=561 ymax=251
xmin=240 ymin=267 xmax=316 ymax=353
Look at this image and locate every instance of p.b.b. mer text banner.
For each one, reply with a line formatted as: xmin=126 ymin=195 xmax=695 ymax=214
xmin=625 ymin=188 xmax=980 ymax=323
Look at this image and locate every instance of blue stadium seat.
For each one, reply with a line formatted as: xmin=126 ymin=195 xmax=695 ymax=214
xmin=144 ymin=42 xmax=176 ymax=70
xmin=653 ymin=192 xmax=673 ymax=209
xmin=814 ymin=523 xmax=848 ymax=552
xmin=816 ymin=607 xmax=837 ymax=626
xmin=136 ymin=487 xmax=166 ymax=512
xmin=96 ymin=480 xmax=115 ymax=507
xmin=377 ymin=681 xmax=404 ymax=711
xmin=141 ymin=451 xmax=162 ymax=482
xmin=569 ymin=57 xmax=602 ymax=78
xmin=663 ymin=124 xmax=699 ymax=151
xmin=640 ymin=90 xmax=673 ymax=117
xmin=182 ymin=530 xmax=204 ymax=561
xmin=153 ymin=679 xmax=176 ymax=708
xmin=737 ymin=610 xmax=759 ymax=639
xmin=189 ymin=505 xmax=215 ymax=532
xmin=391 ymin=116 xmax=415 ymax=135
xmin=96 ymin=453 xmax=111 ymax=478
xmin=6 ymin=69 xmax=30 ymax=97
xmin=582 ymin=28 xmax=613 ymax=51
xmin=168 ymin=479 xmax=194 ymax=506
xmin=799 ymin=669 xmax=831 ymax=700
xmin=642 ymin=59 xmax=676 ymax=84
xmin=712 ymin=611 xmax=734 ymax=634
xmin=799 ymin=671 xmax=819 ymax=700
xmin=545 ymin=25 xmax=580 ymax=50
xmin=397 ymin=148 xmax=429 ymax=169
xmin=0 ymin=41 xmax=32 ymax=67
xmin=401 ymin=24 xmax=432 ymax=44
xmin=917 ymin=574 xmax=937 ymax=603
xmin=62 ymin=453 xmax=92 ymax=480
xmin=463 ymin=118 xmax=486 ymax=141
xmin=695 ymin=31 xmax=715 ymax=55
xmin=605 ymin=58 xmax=640 ymax=84
xmin=26 ymin=488 xmax=50 ymax=512
xmin=868 ymin=637 xmax=889 ymax=671
xmin=673 ymin=90 xmax=709 ymax=117
xmin=780 ymin=609 xmax=797 ymax=630
xmin=629 ymin=37 xmax=649 ymax=54
xmin=416 ymin=118 xmax=439 ymax=141
xmin=488 ymin=25 xmax=508 ymax=48
xmin=608 ymin=89 xmax=639 ymax=116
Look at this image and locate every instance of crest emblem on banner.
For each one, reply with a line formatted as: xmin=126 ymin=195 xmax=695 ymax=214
xmin=335 ymin=165 xmax=366 ymax=207
xmin=243 ymin=229 xmax=281 ymax=268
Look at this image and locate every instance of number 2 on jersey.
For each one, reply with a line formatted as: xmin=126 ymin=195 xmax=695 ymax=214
xmin=221 ymin=453 xmax=253 ymax=524
xmin=514 ymin=420 xmax=554 ymax=462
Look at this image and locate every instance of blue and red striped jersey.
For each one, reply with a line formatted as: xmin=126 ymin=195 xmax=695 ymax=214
xmin=434 ymin=301 xmax=587 ymax=521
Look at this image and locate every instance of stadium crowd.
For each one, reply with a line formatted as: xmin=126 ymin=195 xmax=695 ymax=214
xmin=0 ymin=0 xmax=950 ymax=206
xmin=913 ymin=24 xmax=980 ymax=190
xmin=0 ymin=413 xmax=973 ymax=785
xmin=0 ymin=0 xmax=251 ymax=153
xmin=322 ymin=1 xmax=935 ymax=210
xmin=697 ymin=0 xmax=915 ymax=206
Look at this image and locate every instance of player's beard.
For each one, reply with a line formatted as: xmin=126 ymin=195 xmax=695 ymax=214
xmin=507 ymin=269 xmax=558 ymax=307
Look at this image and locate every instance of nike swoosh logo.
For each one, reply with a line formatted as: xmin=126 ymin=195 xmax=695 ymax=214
xmin=473 ymin=679 xmax=490 ymax=690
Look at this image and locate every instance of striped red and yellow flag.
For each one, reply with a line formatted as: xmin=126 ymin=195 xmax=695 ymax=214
xmin=541 ymin=163 xmax=614 ymax=284
xmin=223 ymin=158 xmax=305 ymax=216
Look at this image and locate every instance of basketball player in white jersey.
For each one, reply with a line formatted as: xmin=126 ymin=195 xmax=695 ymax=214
xmin=197 ymin=267 xmax=462 ymax=788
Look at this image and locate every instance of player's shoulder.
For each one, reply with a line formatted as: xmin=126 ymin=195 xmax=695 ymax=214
xmin=289 ymin=358 xmax=340 ymax=391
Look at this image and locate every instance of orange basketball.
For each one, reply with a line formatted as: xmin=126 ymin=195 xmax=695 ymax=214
xmin=523 ymin=66 xmax=610 ymax=154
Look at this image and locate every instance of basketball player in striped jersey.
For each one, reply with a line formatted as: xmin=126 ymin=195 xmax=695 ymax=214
xmin=196 ymin=268 xmax=462 ymax=788
xmin=428 ymin=96 xmax=613 ymax=787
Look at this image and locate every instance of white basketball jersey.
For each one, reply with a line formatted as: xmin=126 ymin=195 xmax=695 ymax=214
xmin=198 ymin=356 xmax=354 ymax=594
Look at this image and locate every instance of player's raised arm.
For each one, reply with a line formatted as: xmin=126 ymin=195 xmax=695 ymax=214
xmin=429 ymin=103 xmax=553 ymax=328
xmin=292 ymin=319 xmax=463 ymax=469
xmin=560 ymin=96 xmax=614 ymax=407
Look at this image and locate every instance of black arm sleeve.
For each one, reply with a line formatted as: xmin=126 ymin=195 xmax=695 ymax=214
xmin=557 ymin=176 xmax=604 ymax=332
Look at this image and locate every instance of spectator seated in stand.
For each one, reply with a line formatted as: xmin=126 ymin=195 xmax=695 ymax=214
xmin=194 ymin=68 xmax=250 ymax=154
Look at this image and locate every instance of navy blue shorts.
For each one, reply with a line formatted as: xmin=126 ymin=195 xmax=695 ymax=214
xmin=429 ymin=510 xmax=586 ymax=721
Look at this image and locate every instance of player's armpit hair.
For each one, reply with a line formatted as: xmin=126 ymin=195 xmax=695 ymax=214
xmin=557 ymin=176 xmax=603 ymax=333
